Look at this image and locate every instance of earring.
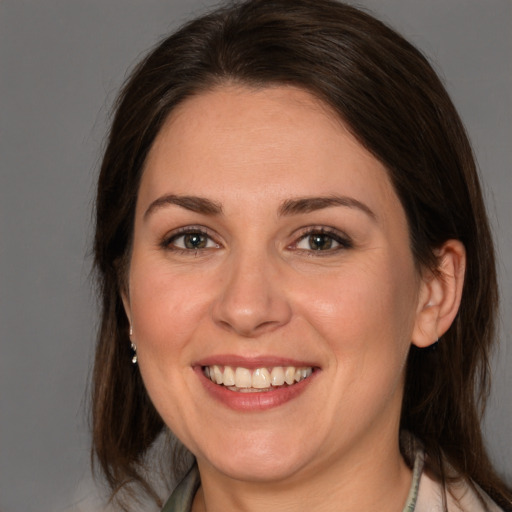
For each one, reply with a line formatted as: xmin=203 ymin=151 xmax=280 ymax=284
xmin=130 ymin=341 xmax=138 ymax=364
xmin=129 ymin=325 xmax=137 ymax=364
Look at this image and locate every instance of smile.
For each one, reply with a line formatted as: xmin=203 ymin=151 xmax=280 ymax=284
xmin=203 ymin=365 xmax=314 ymax=392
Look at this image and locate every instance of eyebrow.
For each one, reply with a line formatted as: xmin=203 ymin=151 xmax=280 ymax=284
xmin=143 ymin=193 xmax=376 ymax=221
xmin=278 ymin=195 xmax=376 ymax=220
xmin=144 ymin=194 xmax=223 ymax=219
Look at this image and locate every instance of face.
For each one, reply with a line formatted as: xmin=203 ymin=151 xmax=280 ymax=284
xmin=124 ymin=85 xmax=426 ymax=484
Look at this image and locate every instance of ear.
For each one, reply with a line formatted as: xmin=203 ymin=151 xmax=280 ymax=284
xmin=120 ymin=287 xmax=133 ymax=334
xmin=412 ymin=240 xmax=466 ymax=348
xmin=115 ymin=257 xmax=133 ymax=333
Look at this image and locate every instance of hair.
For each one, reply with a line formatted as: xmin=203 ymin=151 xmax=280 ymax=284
xmin=92 ymin=0 xmax=511 ymax=509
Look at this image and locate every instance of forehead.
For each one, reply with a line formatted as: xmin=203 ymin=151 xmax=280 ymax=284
xmin=139 ymin=85 xmax=402 ymax=223
xmin=148 ymin=85 xmax=348 ymax=171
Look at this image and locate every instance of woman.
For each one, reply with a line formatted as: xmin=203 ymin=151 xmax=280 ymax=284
xmin=91 ymin=0 xmax=512 ymax=510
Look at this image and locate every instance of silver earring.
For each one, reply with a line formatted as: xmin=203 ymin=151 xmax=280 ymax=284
xmin=129 ymin=325 xmax=137 ymax=363
xmin=130 ymin=342 xmax=138 ymax=364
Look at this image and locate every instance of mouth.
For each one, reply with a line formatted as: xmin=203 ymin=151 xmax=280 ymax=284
xmin=203 ymin=365 xmax=314 ymax=392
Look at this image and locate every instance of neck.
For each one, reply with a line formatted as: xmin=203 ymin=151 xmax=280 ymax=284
xmin=192 ymin=429 xmax=412 ymax=512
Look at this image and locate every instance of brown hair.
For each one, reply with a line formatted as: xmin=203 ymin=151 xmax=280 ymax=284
xmin=92 ymin=0 xmax=511 ymax=508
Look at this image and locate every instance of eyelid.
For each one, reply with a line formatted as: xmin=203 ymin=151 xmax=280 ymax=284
xmin=160 ymin=225 xmax=222 ymax=251
xmin=288 ymin=226 xmax=353 ymax=252
xmin=159 ymin=224 xmax=352 ymax=254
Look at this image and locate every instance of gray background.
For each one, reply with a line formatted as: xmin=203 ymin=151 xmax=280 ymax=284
xmin=1 ymin=1 xmax=510 ymax=511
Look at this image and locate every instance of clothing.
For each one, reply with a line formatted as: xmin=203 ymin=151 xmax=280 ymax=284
xmin=161 ymin=449 xmax=504 ymax=512
xmin=161 ymin=464 xmax=200 ymax=512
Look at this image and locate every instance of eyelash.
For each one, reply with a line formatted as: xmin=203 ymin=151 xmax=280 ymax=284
xmin=290 ymin=227 xmax=353 ymax=254
xmin=160 ymin=226 xmax=221 ymax=254
xmin=160 ymin=226 xmax=353 ymax=255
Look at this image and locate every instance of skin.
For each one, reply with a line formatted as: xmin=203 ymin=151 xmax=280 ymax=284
xmin=122 ymin=85 xmax=465 ymax=512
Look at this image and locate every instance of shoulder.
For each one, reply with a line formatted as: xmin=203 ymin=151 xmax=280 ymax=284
xmin=415 ymin=470 xmax=504 ymax=512
xmin=401 ymin=432 xmax=505 ymax=512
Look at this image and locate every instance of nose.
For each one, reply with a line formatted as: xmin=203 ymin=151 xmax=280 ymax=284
xmin=211 ymin=250 xmax=292 ymax=337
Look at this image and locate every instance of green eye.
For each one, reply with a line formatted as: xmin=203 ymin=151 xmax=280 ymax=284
xmin=183 ymin=233 xmax=208 ymax=249
xmin=296 ymin=232 xmax=340 ymax=251
xmin=165 ymin=229 xmax=219 ymax=251
xmin=308 ymin=233 xmax=335 ymax=250
xmin=294 ymin=229 xmax=352 ymax=253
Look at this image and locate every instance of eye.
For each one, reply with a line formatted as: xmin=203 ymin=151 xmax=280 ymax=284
xmin=293 ymin=228 xmax=352 ymax=252
xmin=163 ymin=228 xmax=220 ymax=251
xmin=297 ymin=233 xmax=338 ymax=251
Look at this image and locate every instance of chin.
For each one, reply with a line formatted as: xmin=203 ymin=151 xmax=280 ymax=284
xmin=212 ymin=455 xmax=306 ymax=483
xmin=195 ymin=430 xmax=319 ymax=483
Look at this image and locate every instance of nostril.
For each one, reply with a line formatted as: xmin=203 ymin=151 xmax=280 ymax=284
xmin=211 ymin=259 xmax=293 ymax=336
xmin=215 ymin=317 xmax=279 ymax=338
xmin=213 ymin=299 xmax=292 ymax=337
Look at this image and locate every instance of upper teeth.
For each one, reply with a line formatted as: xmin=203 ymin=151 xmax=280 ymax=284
xmin=204 ymin=365 xmax=313 ymax=390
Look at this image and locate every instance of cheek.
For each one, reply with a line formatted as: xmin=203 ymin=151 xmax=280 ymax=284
xmin=302 ymin=259 xmax=418 ymax=427
xmin=299 ymin=256 xmax=418 ymax=362
xmin=128 ymin=258 xmax=212 ymax=362
xmin=127 ymin=262 xmax=210 ymax=430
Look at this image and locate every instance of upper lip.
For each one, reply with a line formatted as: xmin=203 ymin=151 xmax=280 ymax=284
xmin=194 ymin=354 xmax=319 ymax=369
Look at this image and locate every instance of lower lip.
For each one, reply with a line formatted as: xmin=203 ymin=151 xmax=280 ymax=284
xmin=195 ymin=367 xmax=318 ymax=411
